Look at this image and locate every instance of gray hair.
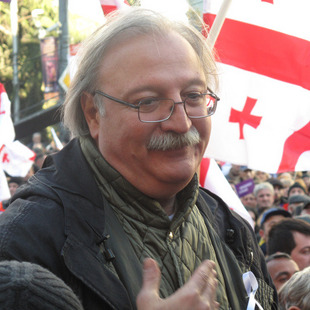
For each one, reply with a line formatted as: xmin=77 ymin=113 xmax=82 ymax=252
xmin=254 ymin=182 xmax=274 ymax=197
xmin=62 ymin=7 xmax=218 ymax=138
xmin=278 ymin=266 xmax=310 ymax=310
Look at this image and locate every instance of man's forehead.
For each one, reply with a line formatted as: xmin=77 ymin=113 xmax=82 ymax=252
xmin=98 ymin=31 xmax=206 ymax=94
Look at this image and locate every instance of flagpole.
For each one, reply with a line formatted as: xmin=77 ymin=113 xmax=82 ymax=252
xmin=207 ymin=0 xmax=232 ymax=49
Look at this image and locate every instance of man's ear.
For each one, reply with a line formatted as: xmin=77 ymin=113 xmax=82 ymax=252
xmin=81 ymin=92 xmax=100 ymax=140
xmin=259 ymin=228 xmax=265 ymax=239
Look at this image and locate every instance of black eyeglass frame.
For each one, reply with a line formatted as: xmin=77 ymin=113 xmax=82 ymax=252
xmin=94 ymin=88 xmax=220 ymax=123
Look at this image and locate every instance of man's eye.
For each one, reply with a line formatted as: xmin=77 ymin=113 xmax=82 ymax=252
xmin=301 ymin=248 xmax=310 ymax=255
xmin=140 ymin=98 xmax=158 ymax=105
xmin=278 ymin=276 xmax=289 ymax=283
xmin=186 ymin=92 xmax=202 ymax=100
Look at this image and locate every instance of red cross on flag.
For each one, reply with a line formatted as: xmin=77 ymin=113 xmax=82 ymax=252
xmin=99 ymin=0 xmax=129 ymax=15
xmin=203 ymin=0 xmax=310 ymax=173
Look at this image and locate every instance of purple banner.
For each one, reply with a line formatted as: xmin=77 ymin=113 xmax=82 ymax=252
xmin=235 ymin=179 xmax=255 ymax=198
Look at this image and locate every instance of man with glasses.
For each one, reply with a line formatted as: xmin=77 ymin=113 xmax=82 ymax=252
xmin=0 ymin=7 xmax=277 ymax=310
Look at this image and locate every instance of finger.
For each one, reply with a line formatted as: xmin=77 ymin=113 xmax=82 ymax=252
xmin=137 ymin=258 xmax=161 ymax=309
xmin=186 ymin=260 xmax=216 ymax=293
xmin=202 ymin=266 xmax=218 ymax=306
xmin=141 ymin=258 xmax=161 ymax=293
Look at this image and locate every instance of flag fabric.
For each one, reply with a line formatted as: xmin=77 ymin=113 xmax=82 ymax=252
xmin=0 ymin=84 xmax=35 ymax=200
xmin=0 ymin=141 xmax=36 ymax=178
xmin=99 ymin=0 xmax=129 ymax=15
xmin=0 ymin=82 xmax=15 ymax=201
xmin=200 ymin=157 xmax=253 ymax=227
xmin=59 ymin=43 xmax=81 ymax=92
xmin=203 ymin=0 xmax=310 ymax=173
xmin=0 ymin=83 xmax=15 ymax=146
xmin=0 ymin=169 xmax=10 ymax=201
xmin=50 ymin=127 xmax=63 ymax=150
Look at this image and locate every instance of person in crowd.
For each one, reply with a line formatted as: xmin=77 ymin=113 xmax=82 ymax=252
xmin=301 ymin=201 xmax=310 ymax=216
xmin=239 ymin=166 xmax=254 ymax=181
xmin=0 ymin=8 xmax=277 ymax=310
xmin=267 ymin=178 xmax=286 ymax=207
xmin=32 ymin=150 xmax=47 ymax=173
xmin=259 ymin=208 xmax=291 ymax=255
xmin=279 ymin=177 xmax=294 ymax=200
xmin=278 ymin=266 xmax=310 ymax=310
xmin=240 ymin=192 xmax=257 ymax=209
xmin=267 ymin=218 xmax=310 ymax=270
xmin=287 ymin=181 xmax=308 ymax=198
xmin=7 ymin=176 xmax=24 ymax=197
xmin=27 ymin=132 xmax=44 ymax=151
xmin=254 ymin=170 xmax=270 ymax=183
xmin=302 ymin=171 xmax=310 ymax=193
xmin=225 ymin=164 xmax=243 ymax=184
xmin=287 ymin=195 xmax=310 ymax=216
xmin=1 ymin=177 xmax=25 ymax=210
xmin=277 ymin=172 xmax=293 ymax=184
xmin=265 ymin=253 xmax=299 ymax=293
xmin=254 ymin=182 xmax=275 ymax=215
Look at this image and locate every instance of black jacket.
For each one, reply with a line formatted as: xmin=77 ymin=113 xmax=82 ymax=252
xmin=0 ymin=139 xmax=277 ymax=309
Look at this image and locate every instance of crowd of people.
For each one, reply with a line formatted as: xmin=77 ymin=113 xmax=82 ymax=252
xmin=0 ymin=6 xmax=309 ymax=310
xmin=222 ymin=163 xmax=310 ymax=300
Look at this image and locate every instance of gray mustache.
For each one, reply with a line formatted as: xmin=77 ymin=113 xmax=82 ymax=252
xmin=147 ymin=127 xmax=200 ymax=151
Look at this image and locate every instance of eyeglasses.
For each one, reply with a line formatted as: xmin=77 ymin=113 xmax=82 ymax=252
xmin=94 ymin=88 xmax=220 ymax=123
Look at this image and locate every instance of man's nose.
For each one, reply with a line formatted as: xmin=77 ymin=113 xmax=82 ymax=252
xmin=160 ymin=101 xmax=192 ymax=133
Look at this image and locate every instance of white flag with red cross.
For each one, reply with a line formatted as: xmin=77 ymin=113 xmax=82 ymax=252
xmin=0 ymin=83 xmax=15 ymax=146
xmin=0 ymin=141 xmax=36 ymax=178
xmin=203 ymin=0 xmax=310 ymax=173
xmin=0 ymin=83 xmax=15 ymax=201
xmin=0 ymin=83 xmax=36 ymax=201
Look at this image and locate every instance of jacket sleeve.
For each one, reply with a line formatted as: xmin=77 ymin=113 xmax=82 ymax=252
xmin=197 ymin=187 xmax=278 ymax=309
xmin=0 ymin=195 xmax=67 ymax=279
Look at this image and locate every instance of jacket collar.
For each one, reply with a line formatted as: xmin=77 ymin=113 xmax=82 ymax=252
xmin=41 ymin=138 xmax=135 ymax=309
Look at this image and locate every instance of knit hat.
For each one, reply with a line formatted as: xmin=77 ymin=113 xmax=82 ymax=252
xmin=288 ymin=182 xmax=307 ymax=196
xmin=0 ymin=261 xmax=83 ymax=310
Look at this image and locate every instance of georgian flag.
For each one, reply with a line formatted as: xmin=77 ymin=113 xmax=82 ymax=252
xmin=0 ymin=83 xmax=15 ymax=146
xmin=0 ymin=83 xmax=35 ymax=201
xmin=99 ymin=0 xmax=129 ymax=15
xmin=203 ymin=0 xmax=310 ymax=173
xmin=0 ymin=83 xmax=15 ymax=201
xmin=0 ymin=141 xmax=36 ymax=178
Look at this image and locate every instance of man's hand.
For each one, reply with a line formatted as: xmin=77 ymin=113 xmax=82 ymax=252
xmin=137 ymin=258 xmax=220 ymax=310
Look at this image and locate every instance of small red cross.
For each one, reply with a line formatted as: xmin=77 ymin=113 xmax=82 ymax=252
xmin=2 ymin=152 xmax=9 ymax=163
xmin=0 ymin=145 xmax=9 ymax=163
xmin=229 ymin=97 xmax=262 ymax=140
